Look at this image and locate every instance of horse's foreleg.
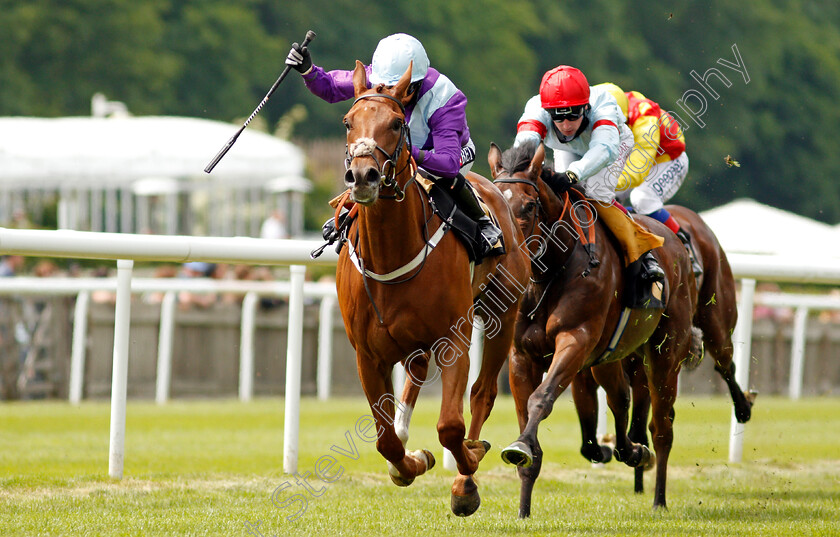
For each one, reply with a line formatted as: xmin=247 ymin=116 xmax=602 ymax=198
xmin=502 ymin=332 xmax=588 ymax=469
xmin=435 ymin=335 xmax=488 ymax=516
xmin=571 ymin=369 xmax=613 ymax=464
xmin=508 ymin=346 xmax=544 ymax=518
xmin=357 ymin=355 xmax=434 ymax=487
xmin=395 ymin=354 xmax=429 ymax=446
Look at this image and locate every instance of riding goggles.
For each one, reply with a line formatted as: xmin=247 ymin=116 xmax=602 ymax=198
xmin=548 ymin=106 xmax=586 ymax=122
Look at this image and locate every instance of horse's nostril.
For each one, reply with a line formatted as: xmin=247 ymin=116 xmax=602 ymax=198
xmin=344 ymin=169 xmax=356 ymax=185
xmin=365 ymin=168 xmax=380 ymax=186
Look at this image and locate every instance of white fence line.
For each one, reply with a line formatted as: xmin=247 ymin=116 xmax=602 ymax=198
xmin=0 ymin=277 xmax=339 ymax=407
xmin=1 ymin=227 xmax=838 ymax=473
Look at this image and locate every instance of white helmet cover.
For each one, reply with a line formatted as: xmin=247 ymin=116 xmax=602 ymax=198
xmin=369 ymin=33 xmax=430 ymax=85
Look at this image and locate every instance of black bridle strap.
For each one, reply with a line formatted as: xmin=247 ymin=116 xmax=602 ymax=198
xmin=346 ymin=93 xmax=412 ymax=194
xmin=494 ymin=176 xmax=542 ymax=239
xmin=493 ymin=177 xmax=539 ymax=191
xmin=352 ymin=93 xmax=406 ymax=116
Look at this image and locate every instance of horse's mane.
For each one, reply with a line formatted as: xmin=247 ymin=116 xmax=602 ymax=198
xmin=499 ymin=140 xmax=581 ymax=196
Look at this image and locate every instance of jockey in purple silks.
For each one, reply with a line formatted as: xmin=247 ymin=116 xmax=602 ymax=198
xmin=286 ymin=33 xmax=502 ymax=258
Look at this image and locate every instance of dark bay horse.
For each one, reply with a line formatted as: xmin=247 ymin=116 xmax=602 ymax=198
xmin=489 ymin=141 xmax=695 ymax=516
xmin=573 ymin=204 xmax=757 ymax=492
xmin=335 ymin=61 xmax=530 ymax=517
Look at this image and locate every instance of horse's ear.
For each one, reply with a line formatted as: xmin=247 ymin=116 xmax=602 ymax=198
xmin=352 ymin=60 xmax=368 ymax=97
xmin=392 ymin=61 xmax=414 ymax=106
xmin=527 ymin=143 xmax=546 ymax=178
xmin=488 ymin=142 xmax=503 ymax=179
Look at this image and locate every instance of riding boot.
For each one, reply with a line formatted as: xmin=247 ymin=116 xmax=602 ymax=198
xmin=591 ymin=202 xmax=665 ymax=281
xmin=451 ymin=176 xmax=504 ymax=259
xmin=676 ymin=228 xmax=704 ymax=278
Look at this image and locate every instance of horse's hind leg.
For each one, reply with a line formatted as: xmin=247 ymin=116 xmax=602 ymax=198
xmin=571 ymin=369 xmax=613 ymax=464
xmin=625 ymin=354 xmax=652 ymax=493
xmin=644 ymin=341 xmax=685 ymax=510
xmin=696 ymin=298 xmax=755 ymax=423
xmin=592 ymin=361 xmax=652 ymax=470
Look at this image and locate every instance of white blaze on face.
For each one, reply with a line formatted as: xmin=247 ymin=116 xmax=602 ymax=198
xmin=503 ymin=189 xmax=514 ymax=202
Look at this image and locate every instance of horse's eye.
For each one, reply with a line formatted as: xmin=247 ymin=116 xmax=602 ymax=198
xmin=343 ymin=119 xmax=351 ymax=131
xmin=524 ymin=201 xmax=536 ymax=214
xmin=391 ymin=118 xmax=402 ymax=131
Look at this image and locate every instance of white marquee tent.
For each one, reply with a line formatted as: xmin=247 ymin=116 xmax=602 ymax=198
xmin=699 ymin=198 xmax=839 ymax=259
xmin=0 ymin=116 xmax=310 ymax=237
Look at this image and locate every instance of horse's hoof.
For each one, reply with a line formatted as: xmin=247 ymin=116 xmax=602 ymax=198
xmin=736 ymin=391 xmax=757 ymax=423
xmin=450 ymin=476 xmax=480 ymax=517
xmin=387 ymin=461 xmax=415 ymax=487
xmin=465 ymin=439 xmax=491 ymax=462
xmin=501 ymin=441 xmax=533 ymax=468
xmin=419 ymin=449 xmax=436 ymax=471
xmin=388 ymin=470 xmax=414 ymax=487
xmin=642 ymin=448 xmax=656 ymax=471
xmin=599 ymin=445 xmax=614 ymax=464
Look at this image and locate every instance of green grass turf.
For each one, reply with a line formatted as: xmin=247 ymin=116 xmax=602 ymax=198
xmin=1 ymin=395 xmax=839 ymax=536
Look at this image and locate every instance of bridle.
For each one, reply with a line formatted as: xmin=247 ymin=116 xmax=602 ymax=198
xmin=494 ymin=172 xmax=599 ymax=318
xmin=344 ymin=93 xmax=416 ymax=201
xmin=342 ymin=91 xmax=446 ymax=324
xmin=493 ymin=176 xmax=542 ymax=253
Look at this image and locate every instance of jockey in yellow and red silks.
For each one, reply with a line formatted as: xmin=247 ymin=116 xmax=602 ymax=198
xmin=596 ymin=82 xmax=701 ymax=277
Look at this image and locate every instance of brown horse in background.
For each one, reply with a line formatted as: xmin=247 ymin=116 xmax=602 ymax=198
xmin=335 ymin=61 xmax=529 ymax=517
xmin=490 ymin=141 xmax=695 ymax=517
xmin=573 ymin=204 xmax=756 ymax=492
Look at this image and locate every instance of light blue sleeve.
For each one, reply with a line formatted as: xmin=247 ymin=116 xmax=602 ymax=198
xmin=567 ymin=86 xmax=623 ymax=180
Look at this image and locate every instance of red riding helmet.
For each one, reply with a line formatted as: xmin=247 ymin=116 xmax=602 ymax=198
xmin=540 ymin=65 xmax=590 ymax=109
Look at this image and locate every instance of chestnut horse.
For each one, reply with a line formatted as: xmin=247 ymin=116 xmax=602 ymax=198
xmin=335 ymin=61 xmax=529 ymax=517
xmin=573 ymin=204 xmax=756 ymax=493
xmin=489 ymin=141 xmax=695 ymax=516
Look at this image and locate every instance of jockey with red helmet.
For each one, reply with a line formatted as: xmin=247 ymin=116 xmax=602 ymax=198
xmin=596 ymin=82 xmax=701 ymax=277
xmin=514 ymin=65 xmax=666 ymax=288
xmin=286 ymin=33 xmax=502 ymax=259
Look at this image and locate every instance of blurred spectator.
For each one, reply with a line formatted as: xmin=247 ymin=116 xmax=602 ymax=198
xmin=32 ymin=260 xmax=60 ymax=278
xmin=818 ymin=289 xmax=840 ymax=324
xmin=753 ymin=282 xmax=794 ymax=323
xmin=0 ymin=255 xmax=24 ymax=277
xmin=9 ymin=208 xmax=33 ymax=229
xmin=143 ymin=265 xmax=179 ymax=305
xmin=177 ymin=262 xmax=219 ymax=309
xmin=90 ymin=266 xmax=116 ymax=305
xmin=260 ymin=209 xmax=288 ymax=240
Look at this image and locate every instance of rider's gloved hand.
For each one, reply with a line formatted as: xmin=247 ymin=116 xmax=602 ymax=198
xmin=285 ymin=42 xmax=312 ymax=74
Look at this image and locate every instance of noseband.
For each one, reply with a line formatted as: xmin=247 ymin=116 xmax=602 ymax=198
xmin=345 ymin=93 xmax=414 ymax=201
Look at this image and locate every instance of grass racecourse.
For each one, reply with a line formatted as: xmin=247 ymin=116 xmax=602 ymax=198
xmin=1 ymin=395 xmax=839 ymax=536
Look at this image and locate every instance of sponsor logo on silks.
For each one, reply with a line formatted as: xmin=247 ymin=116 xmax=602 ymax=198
xmin=460 ymin=145 xmax=476 ymax=167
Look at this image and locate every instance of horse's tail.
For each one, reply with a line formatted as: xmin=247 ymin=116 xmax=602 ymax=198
xmin=683 ymin=325 xmax=705 ymax=370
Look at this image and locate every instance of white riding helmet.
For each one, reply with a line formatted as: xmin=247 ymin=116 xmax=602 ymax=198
xmin=369 ymin=33 xmax=430 ymax=86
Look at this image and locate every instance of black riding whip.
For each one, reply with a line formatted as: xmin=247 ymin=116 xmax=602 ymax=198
xmin=204 ymin=30 xmax=316 ymax=173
